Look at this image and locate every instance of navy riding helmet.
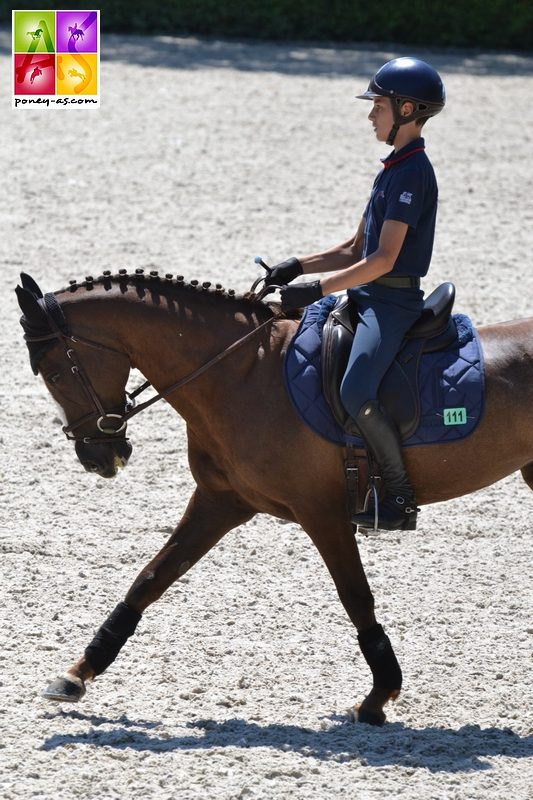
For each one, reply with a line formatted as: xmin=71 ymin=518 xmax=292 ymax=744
xmin=357 ymin=57 xmax=446 ymax=145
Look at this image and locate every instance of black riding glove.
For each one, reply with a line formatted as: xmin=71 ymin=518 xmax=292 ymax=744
xmin=280 ymin=280 xmax=323 ymax=311
xmin=264 ymin=256 xmax=303 ymax=287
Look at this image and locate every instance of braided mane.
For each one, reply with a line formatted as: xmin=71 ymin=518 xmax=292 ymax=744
xmin=57 ymin=268 xmax=275 ymax=313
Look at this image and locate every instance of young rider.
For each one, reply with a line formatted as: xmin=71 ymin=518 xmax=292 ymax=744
xmin=266 ymin=57 xmax=446 ymax=531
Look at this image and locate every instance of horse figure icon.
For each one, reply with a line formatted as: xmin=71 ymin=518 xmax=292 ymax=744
xmin=26 ymin=29 xmax=43 ymax=41
xmin=68 ymin=24 xmax=84 ymax=41
xmin=29 ymin=66 xmax=42 ymax=85
xmin=68 ymin=68 xmax=85 ymax=82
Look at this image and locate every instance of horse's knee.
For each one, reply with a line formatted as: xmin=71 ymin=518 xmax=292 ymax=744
xmin=126 ymin=551 xmax=191 ymax=610
xmin=125 ymin=568 xmax=165 ymax=609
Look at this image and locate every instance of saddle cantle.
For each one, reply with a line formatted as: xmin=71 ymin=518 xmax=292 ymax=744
xmin=322 ymin=283 xmax=457 ymax=440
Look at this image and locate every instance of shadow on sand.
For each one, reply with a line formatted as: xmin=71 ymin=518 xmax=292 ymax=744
xmin=1 ymin=26 xmax=532 ymax=77
xmin=40 ymin=710 xmax=533 ymax=772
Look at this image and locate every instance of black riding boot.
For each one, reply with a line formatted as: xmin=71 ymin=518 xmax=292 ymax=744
xmin=351 ymin=400 xmax=418 ymax=531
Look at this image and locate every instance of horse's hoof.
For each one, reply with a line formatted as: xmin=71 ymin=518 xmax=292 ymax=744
xmin=42 ymin=674 xmax=86 ymax=703
xmin=352 ymin=704 xmax=386 ymax=726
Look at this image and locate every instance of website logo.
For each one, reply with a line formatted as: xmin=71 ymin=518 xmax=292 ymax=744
xmin=13 ymin=9 xmax=100 ymax=108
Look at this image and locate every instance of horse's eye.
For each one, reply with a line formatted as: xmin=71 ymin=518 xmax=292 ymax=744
xmin=47 ymin=373 xmax=61 ymax=385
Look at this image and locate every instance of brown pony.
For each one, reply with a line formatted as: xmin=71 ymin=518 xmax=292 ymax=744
xmin=15 ymin=271 xmax=533 ymax=726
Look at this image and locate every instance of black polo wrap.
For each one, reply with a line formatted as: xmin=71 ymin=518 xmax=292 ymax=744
xmin=358 ymin=623 xmax=402 ymax=690
xmin=84 ymin=601 xmax=142 ymax=675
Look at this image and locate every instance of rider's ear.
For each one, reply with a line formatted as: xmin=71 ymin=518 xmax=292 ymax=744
xmin=20 ymin=272 xmax=43 ymax=299
xmin=15 ymin=285 xmax=46 ymax=326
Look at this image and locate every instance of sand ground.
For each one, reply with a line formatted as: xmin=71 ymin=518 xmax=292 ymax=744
xmin=1 ymin=30 xmax=532 ymax=800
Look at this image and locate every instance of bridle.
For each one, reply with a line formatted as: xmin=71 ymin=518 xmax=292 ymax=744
xmin=24 ymin=304 xmax=276 ymax=444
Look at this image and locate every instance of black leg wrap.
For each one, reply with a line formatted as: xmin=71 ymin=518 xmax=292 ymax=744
xmin=358 ymin=623 xmax=402 ymax=690
xmin=84 ymin=602 xmax=142 ymax=676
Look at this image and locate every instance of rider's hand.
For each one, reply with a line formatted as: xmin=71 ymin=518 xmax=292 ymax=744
xmin=264 ymin=257 xmax=303 ymax=287
xmin=280 ymin=280 xmax=323 ymax=311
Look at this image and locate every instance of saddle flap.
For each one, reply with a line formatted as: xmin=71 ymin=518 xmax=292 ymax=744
xmin=322 ymin=300 xmax=354 ymax=429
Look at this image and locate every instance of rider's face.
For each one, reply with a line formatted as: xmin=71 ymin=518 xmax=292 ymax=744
xmin=368 ymin=97 xmax=394 ymax=142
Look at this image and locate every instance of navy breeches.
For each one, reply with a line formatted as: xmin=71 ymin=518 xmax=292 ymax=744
xmin=340 ymin=285 xmax=424 ymax=419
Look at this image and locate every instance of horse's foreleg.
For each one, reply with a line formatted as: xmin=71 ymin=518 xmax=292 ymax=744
xmin=43 ymin=488 xmax=254 ymax=702
xmin=298 ymin=506 xmax=402 ymax=726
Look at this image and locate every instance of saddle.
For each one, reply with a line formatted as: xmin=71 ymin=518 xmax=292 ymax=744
xmin=321 ymin=282 xmax=456 ymax=440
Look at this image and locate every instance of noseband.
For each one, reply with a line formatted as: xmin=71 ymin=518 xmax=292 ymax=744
xmin=24 ymin=320 xmax=132 ymax=442
xmin=25 ymin=306 xmax=276 ymax=443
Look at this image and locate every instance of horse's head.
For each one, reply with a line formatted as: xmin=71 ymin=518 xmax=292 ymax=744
xmin=16 ymin=274 xmax=133 ymax=478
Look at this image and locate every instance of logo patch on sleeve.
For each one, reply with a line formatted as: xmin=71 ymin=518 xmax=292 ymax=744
xmin=399 ymin=191 xmax=413 ymax=204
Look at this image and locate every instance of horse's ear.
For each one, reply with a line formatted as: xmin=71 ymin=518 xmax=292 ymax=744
xmin=15 ymin=285 xmax=45 ymax=326
xmin=20 ymin=272 xmax=43 ymax=299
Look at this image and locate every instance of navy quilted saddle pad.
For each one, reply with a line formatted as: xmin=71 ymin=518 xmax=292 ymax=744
xmin=283 ymin=295 xmax=485 ymax=448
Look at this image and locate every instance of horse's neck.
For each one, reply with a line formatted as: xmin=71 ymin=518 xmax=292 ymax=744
xmin=66 ymin=286 xmax=271 ymax=415
xmin=130 ymin=294 xmax=274 ymax=426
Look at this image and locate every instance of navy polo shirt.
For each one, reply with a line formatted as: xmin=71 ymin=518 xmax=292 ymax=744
xmin=362 ymin=137 xmax=438 ymax=277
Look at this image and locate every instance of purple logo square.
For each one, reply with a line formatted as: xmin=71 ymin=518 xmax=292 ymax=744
xmin=56 ymin=10 xmax=98 ymax=53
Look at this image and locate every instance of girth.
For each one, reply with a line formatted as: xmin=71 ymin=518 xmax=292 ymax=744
xmin=322 ymin=282 xmax=456 ymax=440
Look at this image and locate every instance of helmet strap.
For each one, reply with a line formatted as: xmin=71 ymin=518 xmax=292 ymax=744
xmin=386 ymin=122 xmax=399 ymax=146
xmin=388 ymin=98 xmax=417 ymax=146
xmin=385 ymin=95 xmax=440 ymax=148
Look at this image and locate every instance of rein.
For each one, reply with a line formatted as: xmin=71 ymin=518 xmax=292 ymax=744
xmin=25 ymin=311 xmax=276 ymax=442
xmin=123 ymin=315 xmax=275 ymax=420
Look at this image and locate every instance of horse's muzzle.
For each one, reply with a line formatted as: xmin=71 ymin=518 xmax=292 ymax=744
xmin=75 ymin=438 xmax=133 ymax=478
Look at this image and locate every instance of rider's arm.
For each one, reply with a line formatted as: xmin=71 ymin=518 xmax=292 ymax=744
xmin=298 ymin=217 xmax=366 ymax=274
xmin=320 ymin=219 xmax=409 ymax=294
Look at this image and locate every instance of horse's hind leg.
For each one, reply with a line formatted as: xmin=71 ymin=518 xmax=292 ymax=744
xmin=297 ymin=506 xmax=402 ymax=726
xmin=521 ymin=463 xmax=533 ymax=490
xmin=43 ymin=487 xmax=254 ymax=702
